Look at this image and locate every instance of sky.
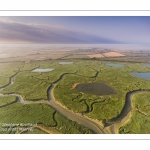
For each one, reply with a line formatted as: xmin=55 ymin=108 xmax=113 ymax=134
xmin=0 ymin=16 xmax=150 ymax=44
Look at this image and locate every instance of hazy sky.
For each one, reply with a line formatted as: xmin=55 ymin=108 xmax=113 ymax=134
xmin=0 ymin=16 xmax=150 ymax=44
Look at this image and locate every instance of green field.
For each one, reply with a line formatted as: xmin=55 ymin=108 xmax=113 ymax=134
xmin=1 ymin=59 xmax=150 ymax=133
xmin=0 ymin=96 xmax=17 ymax=107
xmin=0 ymin=102 xmax=93 ymax=134
xmin=0 ymin=62 xmax=24 ymax=87
xmin=119 ymin=92 xmax=150 ymax=134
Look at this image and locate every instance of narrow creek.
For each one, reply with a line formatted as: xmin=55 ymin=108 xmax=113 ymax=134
xmin=0 ymin=71 xmax=106 ymax=134
xmin=0 ymin=70 xmax=148 ymax=134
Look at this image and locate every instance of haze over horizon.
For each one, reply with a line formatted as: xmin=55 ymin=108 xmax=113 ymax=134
xmin=0 ymin=16 xmax=150 ymax=44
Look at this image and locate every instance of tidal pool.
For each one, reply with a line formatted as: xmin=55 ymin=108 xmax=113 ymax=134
xmin=59 ymin=62 xmax=73 ymax=64
xmin=141 ymin=64 xmax=150 ymax=68
xmin=106 ymin=63 xmax=124 ymax=67
xmin=131 ymin=72 xmax=150 ymax=79
xmin=32 ymin=68 xmax=54 ymax=72
xmin=76 ymin=83 xmax=117 ymax=96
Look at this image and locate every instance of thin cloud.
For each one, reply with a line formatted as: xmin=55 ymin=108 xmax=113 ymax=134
xmin=0 ymin=18 xmax=121 ymax=44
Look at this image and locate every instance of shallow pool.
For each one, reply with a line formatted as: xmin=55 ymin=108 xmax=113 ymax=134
xmin=131 ymin=72 xmax=150 ymax=79
xmin=76 ymin=83 xmax=117 ymax=96
xmin=32 ymin=68 xmax=54 ymax=72
xmin=59 ymin=62 xmax=73 ymax=64
xmin=106 ymin=63 xmax=124 ymax=67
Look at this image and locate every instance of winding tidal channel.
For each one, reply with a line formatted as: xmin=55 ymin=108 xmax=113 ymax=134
xmin=0 ymin=71 xmax=148 ymax=134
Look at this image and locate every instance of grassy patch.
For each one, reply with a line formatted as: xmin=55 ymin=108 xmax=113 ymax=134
xmin=119 ymin=92 xmax=150 ymax=134
xmin=0 ymin=62 xmax=24 ymax=87
xmin=0 ymin=103 xmax=93 ymax=134
xmin=0 ymin=96 xmax=17 ymax=107
xmin=119 ymin=110 xmax=150 ymax=134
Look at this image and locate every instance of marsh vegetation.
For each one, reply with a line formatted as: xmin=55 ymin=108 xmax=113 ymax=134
xmin=1 ymin=47 xmax=150 ymax=134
